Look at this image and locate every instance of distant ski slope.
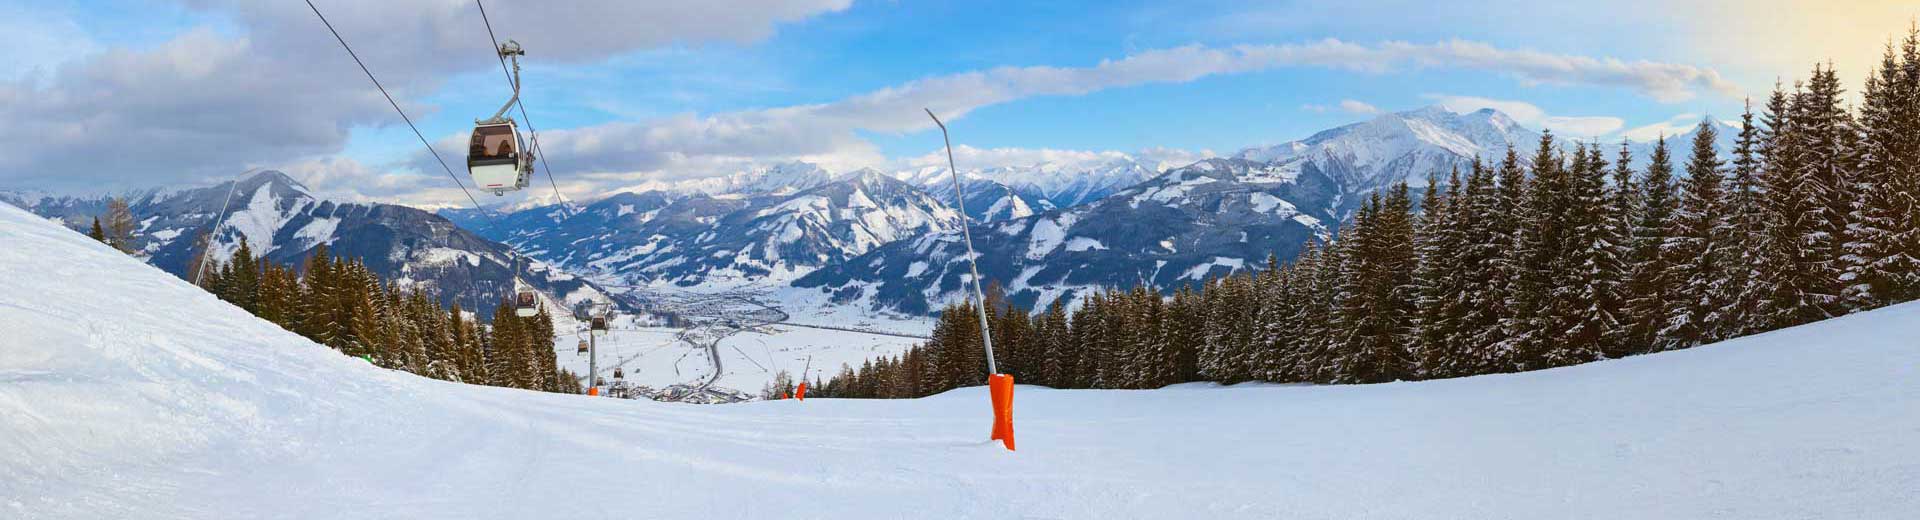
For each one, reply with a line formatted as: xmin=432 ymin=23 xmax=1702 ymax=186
xmin=1 ymin=200 xmax=1916 ymax=519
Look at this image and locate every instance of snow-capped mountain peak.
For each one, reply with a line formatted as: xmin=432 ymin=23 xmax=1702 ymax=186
xmin=736 ymin=161 xmax=838 ymax=195
xmin=1233 ymin=105 xmax=1538 ymax=195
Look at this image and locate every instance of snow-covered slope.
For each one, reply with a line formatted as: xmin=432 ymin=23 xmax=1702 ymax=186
xmin=3 ymin=200 xmax=1918 ymax=518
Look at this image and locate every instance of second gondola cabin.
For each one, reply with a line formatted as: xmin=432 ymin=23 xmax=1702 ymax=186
xmin=513 ymin=290 xmax=538 ymax=318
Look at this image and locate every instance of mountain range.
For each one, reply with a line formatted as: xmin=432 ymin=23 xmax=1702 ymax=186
xmin=3 ymin=171 xmax=612 ymax=318
xmin=3 ymin=105 xmax=1736 ymax=317
xmin=456 ymin=169 xmax=960 ymax=288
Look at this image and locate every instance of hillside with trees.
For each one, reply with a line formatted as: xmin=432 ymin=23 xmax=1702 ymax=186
xmin=814 ymin=36 xmax=1920 ymax=398
xmin=196 ymin=240 xmax=579 ymax=394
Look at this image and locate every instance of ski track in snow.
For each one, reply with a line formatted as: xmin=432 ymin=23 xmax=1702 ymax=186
xmin=2 ymin=201 xmax=1918 ymax=519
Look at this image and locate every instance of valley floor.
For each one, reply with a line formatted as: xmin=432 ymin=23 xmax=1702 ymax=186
xmin=2 ymin=202 xmax=1916 ymax=519
xmin=547 ymin=322 xmax=922 ymax=397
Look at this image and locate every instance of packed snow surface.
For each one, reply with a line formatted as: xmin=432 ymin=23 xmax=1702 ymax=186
xmin=2 ymin=201 xmax=1917 ymax=519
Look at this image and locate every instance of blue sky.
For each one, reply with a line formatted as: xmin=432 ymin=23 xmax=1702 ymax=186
xmin=4 ymin=0 xmax=1915 ymax=206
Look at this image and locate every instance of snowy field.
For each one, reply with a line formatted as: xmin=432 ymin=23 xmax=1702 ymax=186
xmin=3 ymin=201 xmax=1918 ymax=519
xmin=548 ymin=320 xmax=922 ymax=394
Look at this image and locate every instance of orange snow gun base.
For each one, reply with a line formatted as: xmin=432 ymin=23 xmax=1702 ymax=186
xmin=796 ymin=382 xmax=808 ymax=401
xmin=989 ymin=373 xmax=1015 ymax=451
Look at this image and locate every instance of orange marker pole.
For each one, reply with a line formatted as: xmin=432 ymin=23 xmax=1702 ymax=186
xmin=989 ymin=374 xmax=1015 ymax=450
xmin=796 ymin=355 xmax=813 ymax=402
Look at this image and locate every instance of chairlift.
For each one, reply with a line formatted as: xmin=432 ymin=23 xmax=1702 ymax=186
xmin=466 ymin=40 xmax=533 ymax=196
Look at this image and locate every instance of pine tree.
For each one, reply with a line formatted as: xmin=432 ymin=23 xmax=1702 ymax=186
xmin=1795 ymin=65 xmax=1855 ymax=317
xmin=88 ymin=217 xmax=106 ymax=243
xmin=1846 ymin=31 xmax=1920 ymax=308
xmin=1436 ymin=159 xmax=1502 ymax=376
xmin=1666 ymin=120 xmax=1732 ymax=347
xmin=1252 ymin=264 xmax=1300 ymax=382
xmin=1329 ymin=188 xmax=1416 ymax=383
xmin=1723 ymin=102 xmax=1767 ymax=337
xmin=224 ymin=236 xmax=261 ymax=314
xmin=1553 ymin=144 xmax=1619 ymax=365
xmin=1412 ymin=170 xmax=1461 ymax=378
xmin=1037 ymin=301 xmax=1074 ymax=387
xmin=1291 ymin=241 xmax=1341 ymax=382
xmin=1196 ymin=279 xmax=1240 ymax=383
xmin=1623 ymin=137 xmax=1679 ymax=353
xmin=487 ymin=300 xmax=525 ymax=388
xmin=1511 ymin=132 xmax=1575 ymax=369
xmin=421 ymin=293 xmax=459 ymax=381
xmin=528 ymin=307 xmax=559 ymax=391
xmin=1164 ymin=285 xmax=1204 ymax=383
xmin=1476 ymin=148 xmax=1529 ymax=370
xmin=1753 ymin=83 xmax=1832 ymax=330
xmin=1600 ymin=141 xmax=1641 ymax=357
xmin=1131 ymin=286 xmax=1178 ymax=388
xmin=298 ymin=246 xmax=343 ymax=347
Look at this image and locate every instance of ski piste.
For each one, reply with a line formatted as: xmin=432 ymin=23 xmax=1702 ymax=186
xmin=6 ymin=199 xmax=1919 ymax=518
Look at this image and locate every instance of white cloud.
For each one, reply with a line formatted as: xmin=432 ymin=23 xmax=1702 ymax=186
xmin=1234 ymin=39 xmax=1743 ymax=102
xmin=0 ymin=0 xmax=852 ymax=196
xmin=2 ymin=15 xmax=1740 ymax=207
xmin=1302 ymin=99 xmax=1383 ymax=116
xmin=1423 ymin=94 xmax=1626 ymax=137
xmin=1134 ymin=146 xmax=1220 ymax=171
xmin=0 ymin=6 xmax=99 ymax=81
xmin=894 ymin=145 xmax=1214 ymax=174
xmin=1338 ymin=99 xmax=1381 ymax=115
xmin=520 ymin=40 xmax=1734 ymax=201
xmin=1621 ymin=113 xmax=1715 ymax=142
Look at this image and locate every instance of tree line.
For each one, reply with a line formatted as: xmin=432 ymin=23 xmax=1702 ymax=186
xmin=191 ymin=239 xmax=580 ymax=393
xmin=814 ymin=35 xmax=1920 ymax=399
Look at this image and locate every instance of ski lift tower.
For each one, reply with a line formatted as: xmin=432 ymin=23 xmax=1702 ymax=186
xmin=587 ymin=304 xmax=612 ymax=396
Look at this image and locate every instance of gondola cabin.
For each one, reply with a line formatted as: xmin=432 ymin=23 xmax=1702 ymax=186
xmin=613 ymin=367 xmax=624 ymax=379
xmin=590 ymin=316 xmax=608 ymax=335
xmin=576 ymin=339 xmax=588 ymax=355
xmin=468 ymin=121 xmax=532 ymax=195
xmin=514 ymin=290 xmax=538 ymax=317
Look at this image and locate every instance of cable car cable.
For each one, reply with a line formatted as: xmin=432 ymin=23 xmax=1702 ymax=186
xmin=302 ymin=0 xmax=494 ymax=226
xmin=304 ymin=0 xmax=537 ymax=308
xmin=473 ymin=0 xmax=572 ymax=216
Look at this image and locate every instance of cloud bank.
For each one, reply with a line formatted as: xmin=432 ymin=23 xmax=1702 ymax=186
xmin=0 ymin=2 xmax=1739 ymax=208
